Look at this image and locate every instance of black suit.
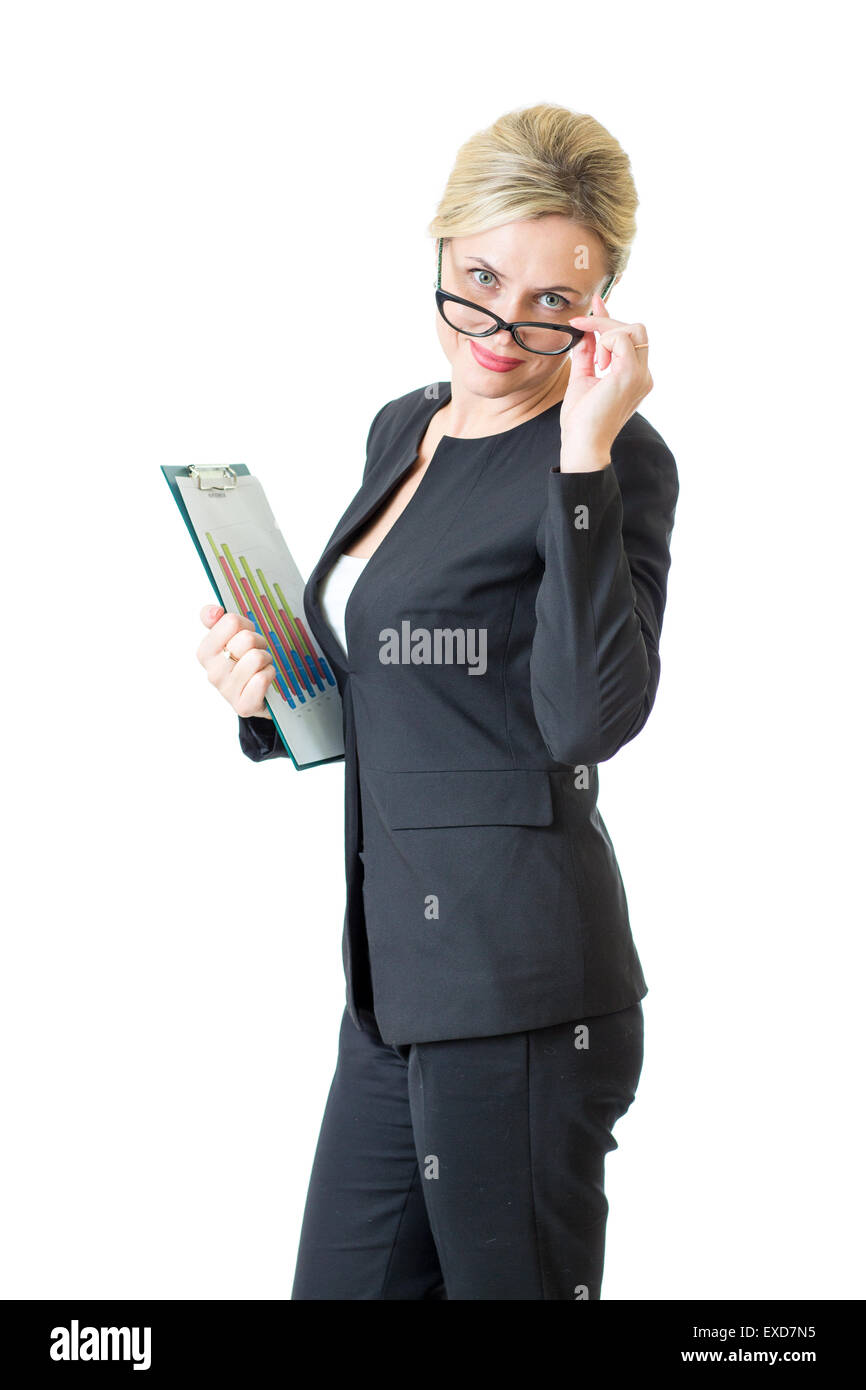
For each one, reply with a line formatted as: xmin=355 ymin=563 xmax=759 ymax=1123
xmin=239 ymin=380 xmax=678 ymax=1048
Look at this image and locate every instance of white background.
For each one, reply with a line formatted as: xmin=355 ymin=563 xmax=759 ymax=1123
xmin=1 ymin=0 xmax=863 ymax=1300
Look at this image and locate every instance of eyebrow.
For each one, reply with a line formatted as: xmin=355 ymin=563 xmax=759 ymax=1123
xmin=462 ymin=254 xmax=584 ymax=296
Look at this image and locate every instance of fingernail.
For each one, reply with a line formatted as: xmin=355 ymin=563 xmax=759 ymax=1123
xmin=210 ymin=605 xmax=224 ymax=618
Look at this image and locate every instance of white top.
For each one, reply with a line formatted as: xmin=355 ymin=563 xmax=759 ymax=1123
xmin=317 ymin=551 xmax=370 ymax=659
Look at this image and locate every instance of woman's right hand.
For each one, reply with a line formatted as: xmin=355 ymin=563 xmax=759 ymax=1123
xmin=197 ymin=604 xmax=276 ymax=720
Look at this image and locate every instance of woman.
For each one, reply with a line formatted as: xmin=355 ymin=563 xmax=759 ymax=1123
xmin=197 ymin=103 xmax=679 ymax=1299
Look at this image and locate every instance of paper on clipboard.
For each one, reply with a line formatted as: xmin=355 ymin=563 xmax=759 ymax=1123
xmin=164 ymin=464 xmax=343 ymax=770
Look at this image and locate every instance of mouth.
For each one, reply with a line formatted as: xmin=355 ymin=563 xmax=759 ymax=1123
xmin=468 ymin=339 xmax=524 ymax=372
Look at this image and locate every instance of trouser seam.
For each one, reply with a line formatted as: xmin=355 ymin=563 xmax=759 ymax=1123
xmin=414 ymin=1043 xmax=451 ymax=1296
xmin=378 ymin=1160 xmax=422 ymax=1299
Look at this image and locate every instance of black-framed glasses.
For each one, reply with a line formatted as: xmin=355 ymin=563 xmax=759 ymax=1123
xmin=433 ymin=236 xmax=615 ymax=356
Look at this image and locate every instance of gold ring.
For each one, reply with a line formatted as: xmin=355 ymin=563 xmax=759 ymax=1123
xmin=633 ymin=342 xmax=649 ymax=350
xmin=223 ymin=644 xmax=237 ymax=664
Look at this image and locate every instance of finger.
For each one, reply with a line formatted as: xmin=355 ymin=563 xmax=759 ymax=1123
xmin=597 ymin=326 xmax=649 ymax=366
xmin=215 ymin=639 xmax=270 ymax=695
xmin=198 ymin=609 xmax=257 ymax=666
xmin=233 ymin=649 xmax=278 ymax=715
xmin=568 ymin=312 xmax=625 ymax=334
xmin=237 ymin=663 xmax=278 ymax=719
xmin=223 ymin=628 xmax=272 ymax=679
xmin=596 ymin=329 xmax=634 ymax=375
xmin=569 ymin=328 xmax=596 ymax=379
xmin=570 ymin=295 xmax=624 ymax=372
xmin=200 ymin=602 xmax=225 ymax=627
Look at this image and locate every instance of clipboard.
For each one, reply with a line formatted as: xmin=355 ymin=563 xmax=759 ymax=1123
xmin=162 ymin=463 xmax=344 ymax=771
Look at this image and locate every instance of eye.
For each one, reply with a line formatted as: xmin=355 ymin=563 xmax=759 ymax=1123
xmin=467 ymin=268 xmax=572 ymax=312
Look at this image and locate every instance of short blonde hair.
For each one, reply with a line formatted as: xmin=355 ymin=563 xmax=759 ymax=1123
xmin=427 ymin=103 xmax=638 ymax=279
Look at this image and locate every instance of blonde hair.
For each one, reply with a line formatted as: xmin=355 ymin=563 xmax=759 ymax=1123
xmin=427 ymin=103 xmax=638 ymax=279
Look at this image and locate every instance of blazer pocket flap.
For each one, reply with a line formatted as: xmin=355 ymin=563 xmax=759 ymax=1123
xmin=380 ymin=768 xmax=554 ymax=829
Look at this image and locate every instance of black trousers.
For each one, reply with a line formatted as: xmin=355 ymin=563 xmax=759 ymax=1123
xmin=290 ymin=999 xmax=644 ymax=1300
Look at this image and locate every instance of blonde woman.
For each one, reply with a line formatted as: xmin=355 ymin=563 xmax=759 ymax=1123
xmin=198 ymin=103 xmax=679 ymax=1300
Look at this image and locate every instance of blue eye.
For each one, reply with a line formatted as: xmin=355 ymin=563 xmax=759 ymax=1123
xmin=467 ymin=268 xmax=572 ymax=313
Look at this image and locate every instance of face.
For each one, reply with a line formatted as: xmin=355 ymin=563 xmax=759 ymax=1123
xmin=434 ymin=214 xmax=613 ymax=400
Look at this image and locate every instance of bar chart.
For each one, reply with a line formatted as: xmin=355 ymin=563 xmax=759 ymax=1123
xmin=168 ymin=468 xmax=345 ymax=769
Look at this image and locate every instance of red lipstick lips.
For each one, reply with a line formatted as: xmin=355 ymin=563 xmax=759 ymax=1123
xmin=469 ymin=339 xmax=523 ymax=372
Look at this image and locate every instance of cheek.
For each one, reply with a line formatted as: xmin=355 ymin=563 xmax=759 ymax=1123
xmin=434 ymin=316 xmax=458 ymax=357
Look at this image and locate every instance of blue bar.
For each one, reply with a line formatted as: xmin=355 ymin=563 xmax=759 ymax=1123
xmin=247 ymin=610 xmax=299 ymax=707
xmin=288 ymin=647 xmax=314 ymax=698
xmin=270 ymin=631 xmax=306 ymax=703
xmin=303 ymin=652 xmax=325 ymax=693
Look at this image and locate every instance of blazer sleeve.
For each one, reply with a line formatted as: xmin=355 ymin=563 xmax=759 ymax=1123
xmin=529 ymin=426 xmax=679 ymax=767
xmin=237 ymin=712 xmax=287 ymax=762
xmin=237 ymin=398 xmax=391 ymax=762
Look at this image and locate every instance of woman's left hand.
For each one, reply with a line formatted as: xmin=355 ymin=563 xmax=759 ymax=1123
xmin=558 ymin=293 xmax=653 ymax=472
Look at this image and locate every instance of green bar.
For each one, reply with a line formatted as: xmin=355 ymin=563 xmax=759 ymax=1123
xmin=239 ymin=552 xmax=261 ymax=596
xmin=221 ymin=543 xmax=245 ymax=590
xmin=257 ymin=569 xmax=297 ymax=653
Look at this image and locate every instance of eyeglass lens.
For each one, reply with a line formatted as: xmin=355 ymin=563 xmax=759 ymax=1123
xmin=438 ymin=297 xmax=576 ymax=353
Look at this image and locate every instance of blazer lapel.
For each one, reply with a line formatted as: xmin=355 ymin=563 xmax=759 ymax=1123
xmin=303 ymin=386 xmax=451 ymax=674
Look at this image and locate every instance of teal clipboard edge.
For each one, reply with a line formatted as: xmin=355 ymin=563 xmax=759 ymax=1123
xmin=161 ymin=463 xmax=345 ymax=773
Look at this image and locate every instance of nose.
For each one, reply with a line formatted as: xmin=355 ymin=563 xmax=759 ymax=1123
xmin=488 ymin=325 xmax=526 ymax=356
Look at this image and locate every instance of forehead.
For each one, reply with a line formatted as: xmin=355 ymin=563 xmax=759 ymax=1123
xmin=453 ymin=218 xmax=607 ymax=275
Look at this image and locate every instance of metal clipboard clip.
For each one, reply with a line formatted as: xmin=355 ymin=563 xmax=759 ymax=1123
xmin=188 ymin=464 xmax=238 ymax=491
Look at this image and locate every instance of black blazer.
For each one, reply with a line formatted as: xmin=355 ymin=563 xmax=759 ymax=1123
xmin=239 ymin=381 xmax=679 ymax=1046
